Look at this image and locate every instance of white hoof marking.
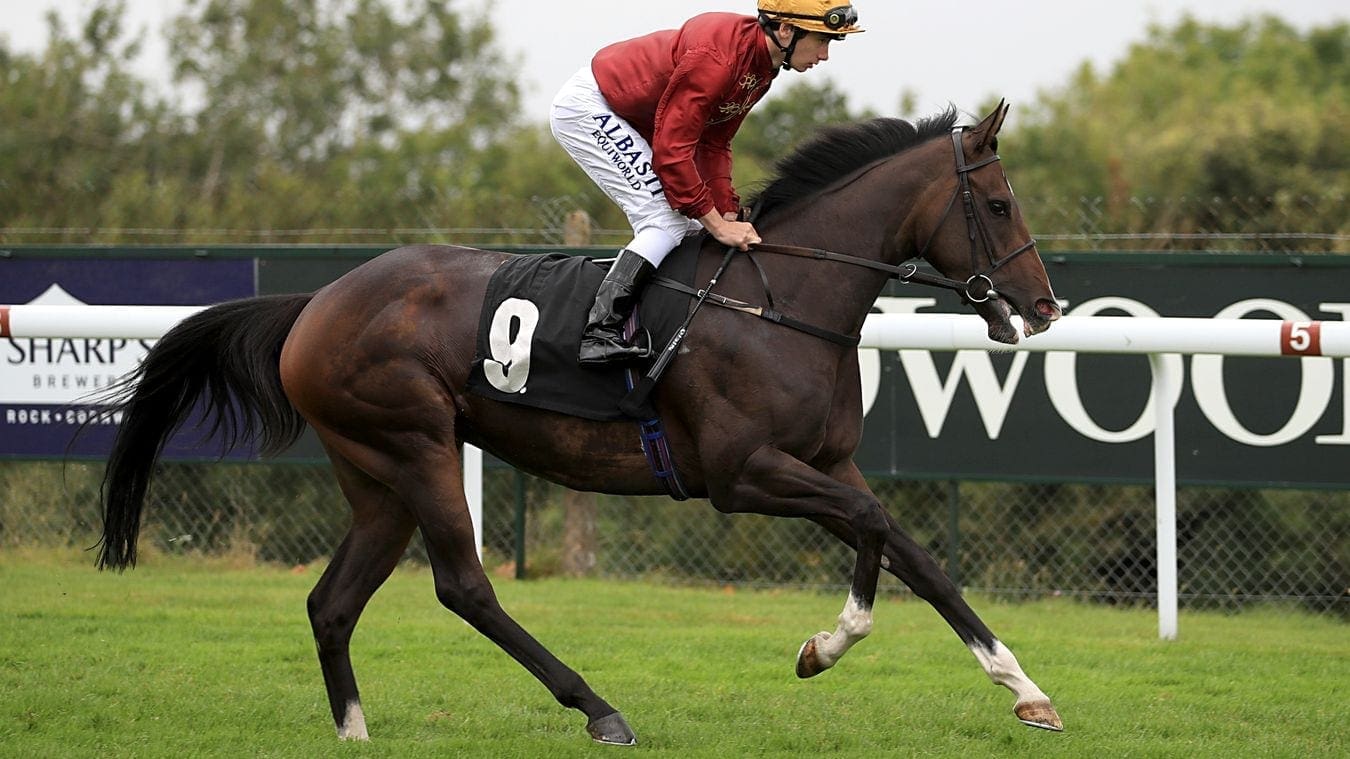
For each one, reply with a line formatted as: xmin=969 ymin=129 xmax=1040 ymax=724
xmin=815 ymin=594 xmax=873 ymax=666
xmin=969 ymin=640 xmax=1050 ymax=705
xmin=337 ymin=700 xmax=369 ymax=741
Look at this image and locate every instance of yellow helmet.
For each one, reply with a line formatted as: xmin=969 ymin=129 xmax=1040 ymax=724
xmin=757 ymin=1 xmax=865 ymax=36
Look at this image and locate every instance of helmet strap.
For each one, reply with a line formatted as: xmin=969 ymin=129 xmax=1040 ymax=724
xmin=780 ymin=30 xmax=806 ymax=70
xmin=760 ymin=16 xmax=806 ymax=71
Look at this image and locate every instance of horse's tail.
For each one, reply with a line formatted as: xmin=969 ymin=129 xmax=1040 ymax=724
xmin=96 ymin=294 xmax=314 ymax=571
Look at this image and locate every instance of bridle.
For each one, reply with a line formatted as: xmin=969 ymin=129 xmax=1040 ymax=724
xmin=752 ymin=127 xmax=1038 ymax=304
xmin=912 ymin=127 xmax=1038 ymax=302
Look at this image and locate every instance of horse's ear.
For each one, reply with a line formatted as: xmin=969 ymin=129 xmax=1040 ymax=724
xmin=973 ymin=99 xmax=1009 ymax=153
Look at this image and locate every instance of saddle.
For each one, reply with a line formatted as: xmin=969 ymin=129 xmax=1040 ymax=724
xmin=466 ymin=237 xmax=701 ymax=422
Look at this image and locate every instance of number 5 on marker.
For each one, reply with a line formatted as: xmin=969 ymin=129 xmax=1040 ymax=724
xmin=1281 ymin=321 xmax=1322 ymax=356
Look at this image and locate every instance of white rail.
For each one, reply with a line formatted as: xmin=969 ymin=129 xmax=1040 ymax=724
xmin=9 ymin=305 xmax=1348 ymax=638
xmin=860 ymin=313 xmax=1350 ymax=358
xmin=1 ymin=305 xmax=207 ymax=339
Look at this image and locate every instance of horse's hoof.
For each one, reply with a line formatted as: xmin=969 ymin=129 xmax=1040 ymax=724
xmin=1015 ymin=699 xmax=1064 ymax=732
xmin=587 ymin=712 xmax=637 ymax=746
xmin=795 ymin=631 xmax=832 ymax=679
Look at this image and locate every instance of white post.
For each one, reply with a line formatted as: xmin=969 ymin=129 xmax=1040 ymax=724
xmin=1149 ymin=353 xmax=1179 ymax=640
xmin=463 ymin=444 xmax=484 ymax=561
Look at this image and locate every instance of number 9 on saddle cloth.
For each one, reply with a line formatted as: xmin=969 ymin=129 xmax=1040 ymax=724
xmin=466 ymin=237 xmax=700 ymax=422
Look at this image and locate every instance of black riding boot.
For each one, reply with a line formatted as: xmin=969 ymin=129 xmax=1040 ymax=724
xmin=578 ymin=249 xmax=656 ymax=366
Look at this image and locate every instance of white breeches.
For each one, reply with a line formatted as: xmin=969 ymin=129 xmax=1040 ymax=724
xmin=550 ymin=67 xmax=702 ymax=267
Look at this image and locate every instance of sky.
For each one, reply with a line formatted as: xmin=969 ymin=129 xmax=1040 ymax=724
xmin=2 ymin=0 xmax=1346 ymax=124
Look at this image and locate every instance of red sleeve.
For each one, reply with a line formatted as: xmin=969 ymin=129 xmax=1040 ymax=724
xmin=696 ymin=132 xmax=739 ymax=216
xmin=651 ymin=47 xmax=736 ymax=220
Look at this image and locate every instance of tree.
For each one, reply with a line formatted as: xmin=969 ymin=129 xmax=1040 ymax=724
xmin=732 ymin=78 xmax=874 ymax=192
xmin=1004 ymin=15 xmax=1349 ymax=251
xmin=4 ymin=8 xmax=1345 ymax=249
xmin=161 ymin=0 xmax=525 ymax=233
xmin=167 ymin=0 xmax=521 ymax=157
xmin=0 ymin=0 xmax=547 ymax=242
xmin=0 ymin=1 xmax=179 ymax=238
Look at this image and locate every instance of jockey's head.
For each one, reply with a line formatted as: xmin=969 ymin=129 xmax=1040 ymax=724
xmin=757 ymin=2 xmax=864 ymax=72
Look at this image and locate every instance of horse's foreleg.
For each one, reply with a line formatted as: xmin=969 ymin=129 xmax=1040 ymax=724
xmin=307 ymin=450 xmax=417 ymax=741
xmin=879 ymin=516 xmax=1060 ymax=730
xmin=807 ymin=467 xmax=1062 ymax=731
xmin=715 ymin=446 xmax=889 ymax=678
xmin=404 ymin=451 xmax=636 ymax=746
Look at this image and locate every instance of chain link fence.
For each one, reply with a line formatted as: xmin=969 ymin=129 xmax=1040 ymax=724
xmin=3 ymin=194 xmax=1347 ymax=253
xmin=1025 ymin=193 xmax=1349 ymax=253
xmin=3 ymin=460 xmax=1343 ymax=617
xmin=2 ymin=204 xmax=1345 ymax=616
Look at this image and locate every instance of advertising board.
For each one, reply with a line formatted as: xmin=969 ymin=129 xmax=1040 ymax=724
xmin=0 ymin=257 xmax=254 ymax=457
xmin=855 ymin=255 xmax=1350 ymax=486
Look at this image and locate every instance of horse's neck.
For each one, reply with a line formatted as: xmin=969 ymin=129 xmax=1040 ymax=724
xmin=757 ymin=158 xmax=929 ymax=331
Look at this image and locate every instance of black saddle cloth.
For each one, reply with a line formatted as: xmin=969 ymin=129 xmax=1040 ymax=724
xmin=466 ymin=237 xmax=701 ymax=421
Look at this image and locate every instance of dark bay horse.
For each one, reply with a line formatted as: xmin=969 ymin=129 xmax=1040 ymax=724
xmin=97 ymin=102 xmax=1063 ymax=745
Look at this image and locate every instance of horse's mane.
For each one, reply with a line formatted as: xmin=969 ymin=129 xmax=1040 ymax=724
xmin=748 ymin=107 xmax=961 ymax=217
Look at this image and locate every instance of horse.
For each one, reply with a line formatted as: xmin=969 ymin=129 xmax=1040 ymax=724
xmin=96 ymin=102 xmax=1064 ymax=745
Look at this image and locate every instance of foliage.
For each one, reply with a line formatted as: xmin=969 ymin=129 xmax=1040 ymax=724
xmin=1005 ymin=15 xmax=1349 ymax=250
xmin=0 ymin=6 xmax=1344 ymax=247
xmin=168 ymin=0 xmax=515 ymax=163
xmin=732 ymin=78 xmax=874 ymax=191
xmin=0 ymin=1 xmax=172 ymax=233
xmin=0 ymin=0 xmax=595 ymax=243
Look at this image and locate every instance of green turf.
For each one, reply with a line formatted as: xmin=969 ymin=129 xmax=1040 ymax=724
xmin=0 ymin=549 xmax=1344 ymax=758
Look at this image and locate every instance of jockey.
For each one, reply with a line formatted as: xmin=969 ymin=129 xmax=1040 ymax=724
xmin=551 ymin=2 xmax=864 ymax=366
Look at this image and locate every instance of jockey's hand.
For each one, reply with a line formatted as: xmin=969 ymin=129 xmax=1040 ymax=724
xmin=701 ymin=210 xmax=761 ymax=251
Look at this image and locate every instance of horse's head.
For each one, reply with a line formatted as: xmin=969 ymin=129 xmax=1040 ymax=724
xmin=912 ymin=101 xmax=1060 ymax=343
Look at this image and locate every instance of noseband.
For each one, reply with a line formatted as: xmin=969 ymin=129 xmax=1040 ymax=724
xmin=752 ymin=127 xmax=1037 ymax=304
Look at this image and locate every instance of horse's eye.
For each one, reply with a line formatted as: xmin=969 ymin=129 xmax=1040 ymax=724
xmin=989 ymin=199 xmax=1011 ymax=217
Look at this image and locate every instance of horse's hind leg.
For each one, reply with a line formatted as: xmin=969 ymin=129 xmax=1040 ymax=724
xmin=307 ymin=448 xmax=417 ymax=740
xmin=811 ymin=464 xmax=1062 ymax=731
xmin=402 ymin=445 xmax=637 ymax=746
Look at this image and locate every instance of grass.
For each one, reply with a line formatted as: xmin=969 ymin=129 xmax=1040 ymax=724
xmin=0 ymin=548 xmax=1345 ymax=758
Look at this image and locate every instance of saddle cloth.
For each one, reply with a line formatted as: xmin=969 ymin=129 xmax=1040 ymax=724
xmin=466 ymin=238 xmax=701 ymax=421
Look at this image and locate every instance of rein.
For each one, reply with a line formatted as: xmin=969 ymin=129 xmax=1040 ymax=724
xmin=753 ymin=127 xmax=1038 ymax=305
xmin=650 ymin=128 xmax=1041 ymax=353
xmin=749 ymin=242 xmax=975 ymax=295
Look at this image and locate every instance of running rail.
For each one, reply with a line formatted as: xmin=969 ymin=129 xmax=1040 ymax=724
xmin=8 ymin=305 xmax=1350 ymax=638
xmin=0 ymin=304 xmax=206 ymax=339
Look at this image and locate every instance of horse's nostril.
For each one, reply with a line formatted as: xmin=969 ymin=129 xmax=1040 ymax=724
xmin=1035 ymin=299 xmax=1061 ymax=320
